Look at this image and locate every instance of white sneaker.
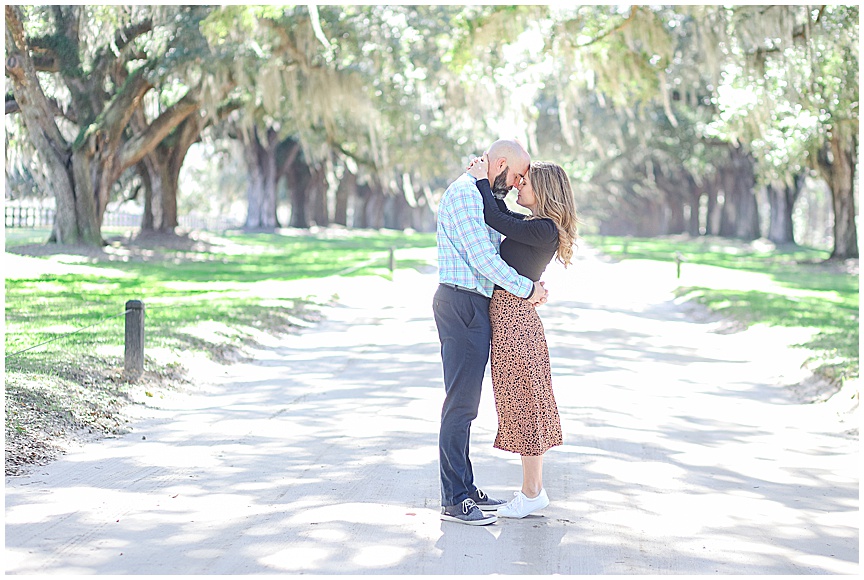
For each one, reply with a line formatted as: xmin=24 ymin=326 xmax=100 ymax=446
xmin=497 ymin=489 xmax=549 ymax=518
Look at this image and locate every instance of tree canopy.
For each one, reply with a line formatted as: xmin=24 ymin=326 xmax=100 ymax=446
xmin=5 ymin=4 xmax=858 ymax=258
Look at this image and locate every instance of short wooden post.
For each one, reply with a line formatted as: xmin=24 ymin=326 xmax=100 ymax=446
xmin=388 ymin=247 xmax=396 ymax=275
xmin=674 ymin=251 xmax=685 ymax=279
xmin=124 ymin=300 xmax=145 ymax=381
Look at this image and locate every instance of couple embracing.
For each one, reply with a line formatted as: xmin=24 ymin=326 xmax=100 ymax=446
xmin=433 ymin=139 xmax=579 ymax=525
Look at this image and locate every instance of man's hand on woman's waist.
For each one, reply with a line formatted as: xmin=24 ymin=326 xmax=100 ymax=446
xmin=527 ymin=281 xmax=548 ymax=306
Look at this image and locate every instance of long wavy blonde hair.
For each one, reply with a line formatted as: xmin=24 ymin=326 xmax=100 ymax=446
xmin=525 ymin=161 xmax=579 ymax=267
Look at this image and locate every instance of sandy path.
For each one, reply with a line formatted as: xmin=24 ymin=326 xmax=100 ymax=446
xmin=5 ymin=247 xmax=858 ymax=574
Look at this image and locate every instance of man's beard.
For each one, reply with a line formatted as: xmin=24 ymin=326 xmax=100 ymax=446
xmin=491 ymin=168 xmax=511 ymax=199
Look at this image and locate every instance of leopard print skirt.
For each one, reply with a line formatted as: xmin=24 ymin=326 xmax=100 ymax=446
xmin=489 ymin=289 xmax=563 ymax=456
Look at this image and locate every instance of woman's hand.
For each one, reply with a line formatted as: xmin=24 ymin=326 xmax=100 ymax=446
xmin=466 ymin=154 xmax=488 ymax=180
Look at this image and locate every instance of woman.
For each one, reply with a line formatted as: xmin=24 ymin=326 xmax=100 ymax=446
xmin=467 ymin=155 xmax=579 ymax=519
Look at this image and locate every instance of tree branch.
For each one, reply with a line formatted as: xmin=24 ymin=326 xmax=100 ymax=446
xmin=165 ymin=91 xmax=242 ymax=177
xmin=576 ymin=6 xmax=639 ymax=48
xmin=814 ymin=5 xmax=826 ymax=25
xmin=215 ymin=98 xmax=242 ymax=122
xmin=279 ymin=141 xmax=301 ymax=177
xmin=118 ymin=91 xmax=199 ymax=171
xmin=170 ymin=95 xmax=242 ymax=178
xmin=4 ymin=5 xmax=68 ymax=150
xmin=115 ymin=19 xmax=153 ymax=53
xmin=92 ymin=18 xmax=154 ymax=83
xmin=5 ymin=94 xmax=77 ymax=123
xmin=32 ymin=54 xmax=59 ymax=72
xmin=792 ymin=5 xmax=827 ymax=42
xmin=267 ymin=20 xmax=315 ymax=70
xmin=49 ymin=6 xmax=84 ymax=76
xmin=102 ymin=66 xmax=154 ymax=146
xmin=332 ymin=140 xmax=375 ymax=171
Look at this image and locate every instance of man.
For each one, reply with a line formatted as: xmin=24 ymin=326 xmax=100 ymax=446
xmin=433 ymin=139 xmax=548 ymax=525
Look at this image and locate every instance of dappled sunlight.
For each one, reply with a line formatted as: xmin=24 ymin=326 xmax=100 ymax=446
xmin=3 ymin=252 xmax=131 ymax=280
xmin=353 ymin=545 xmax=412 ymax=567
xmin=177 ymin=320 xmax=246 ymax=343
xmin=259 ymin=546 xmax=331 ymax=572
xmin=601 ymin=459 xmax=688 ymax=487
xmin=5 ymin=254 xmax=857 ymax=574
xmin=386 ymin=445 xmax=440 ymax=466
xmin=291 ymin=502 xmax=427 ymax=526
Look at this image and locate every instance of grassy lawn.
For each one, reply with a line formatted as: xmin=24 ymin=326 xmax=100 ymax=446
xmin=6 ymin=227 xmax=856 ymax=472
xmin=586 ymin=235 xmax=859 ymax=384
xmin=4 ymin=227 xmax=436 ymax=473
xmin=5 ymin=228 xmax=436 ymax=355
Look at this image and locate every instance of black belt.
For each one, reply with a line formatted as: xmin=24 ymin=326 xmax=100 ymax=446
xmin=440 ymin=283 xmax=488 ymax=298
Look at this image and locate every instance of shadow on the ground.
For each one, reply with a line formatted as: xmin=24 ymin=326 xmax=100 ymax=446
xmin=5 ymin=288 xmax=857 ymax=574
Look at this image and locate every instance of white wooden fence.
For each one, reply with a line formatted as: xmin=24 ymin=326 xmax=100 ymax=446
xmin=5 ymin=205 xmax=241 ymax=231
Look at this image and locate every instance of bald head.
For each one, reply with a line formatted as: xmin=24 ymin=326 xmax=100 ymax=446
xmin=485 ymin=139 xmax=531 ymax=196
xmin=487 ymin=139 xmax=529 ymax=164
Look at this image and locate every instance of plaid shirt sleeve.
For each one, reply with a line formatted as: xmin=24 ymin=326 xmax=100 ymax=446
xmin=437 ymin=174 xmax=534 ymax=298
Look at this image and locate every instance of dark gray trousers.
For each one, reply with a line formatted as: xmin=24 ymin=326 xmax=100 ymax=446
xmin=432 ymin=283 xmax=491 ymax=507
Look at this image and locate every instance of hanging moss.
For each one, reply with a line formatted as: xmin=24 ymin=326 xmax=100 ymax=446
xmin=31 ymin=33 xmax=85 ymax=79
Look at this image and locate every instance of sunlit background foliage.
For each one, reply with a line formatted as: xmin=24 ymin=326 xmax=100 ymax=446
xmin=5 ymin=4 xmax=859 ymax=256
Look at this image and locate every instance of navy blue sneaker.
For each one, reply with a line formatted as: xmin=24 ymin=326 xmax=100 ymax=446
xmin=440 ymin=498 xmax=497 ymax=525
xmin=469 ymin=488 xmax=507 ymax=511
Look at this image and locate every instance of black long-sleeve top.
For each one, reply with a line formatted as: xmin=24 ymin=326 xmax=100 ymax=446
xmin=475 ymin=178 xmax=558 ymax=289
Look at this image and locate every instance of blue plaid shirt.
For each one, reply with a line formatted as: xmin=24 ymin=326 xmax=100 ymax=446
xmin=437 ymin=173 xmax=534 ymax=298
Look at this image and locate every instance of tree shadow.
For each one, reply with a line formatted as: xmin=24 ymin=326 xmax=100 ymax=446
xmin=5 ymin=283 xmax=858 ymax=574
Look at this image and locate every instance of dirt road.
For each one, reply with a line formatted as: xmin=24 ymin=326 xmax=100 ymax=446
xmin=5 ymin=248 xmax=858 ymax=574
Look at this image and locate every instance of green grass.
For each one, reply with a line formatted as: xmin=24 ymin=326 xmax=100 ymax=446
xmin=5 ymin=229 xmax=436 ymax=356
xmin=587 ymin=235 xmax=859 ymax=383
xmin=4 ymin=228 xmax=436 ymax=469
xmin=4 ymin=227 xmax=135 ymax=247
xmin=6 ymin=227 xmax=855 ymax=471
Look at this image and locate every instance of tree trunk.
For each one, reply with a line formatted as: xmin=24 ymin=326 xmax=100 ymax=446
xmin=333 ymin=167 xmax=356 ymax=226
xmin=137 ymin=110 xmax=206 ymax=232
xmin=704 ymin=175 xmax=721 ymax=236
xmin=5 ymin=5 xmax=101 ymax=245
xmin=140 ymin=152 xmax=178 ymax=232
xmin=686 ymin=176 xmax=701 ymax=237
xmin=289 ymin=186 xmax=310 ymax=228
xmin=242 ymin=126 xmax=279 ymax=230
xmin=66 ymin=149 xmax=103 ymax=244
xmin=364 ymin=184 xmax=386 ymax=229
xmin=289 ymin=162 xmax=311 ymax=228
xmin=139 ymin=161 xmax=155 ymax=230
xmin=651 ymin=161 xmax=692 ymax=236
xmin=411 ymin=188 xmax=438 ymax=232
xmin=310 ymin=165 xmax=329 ymax=227
xmin=353 ymin=182 xmax=370 ymax=228
xmin=6 ymin=5 xmax=205 ymax=245
xmin=383 ymin=194 xmax=403 ymax=230
xmin=275 ymin=139 xmax=300 ymax=227
xmin=644 ymin=199 xmax=666 ymax=236
xmin=261 ymin=137 xmax=279 ymax=229
xmin=662 ymin=190 xmax=686 ymax=235
xmin=605 ymin=184 xmax=666 ymax=236
xmin=244 ymin=157 xmax=267 ymax=229
xmin=718 ymin=146 xmax=760 ymax=240
xmin=818 ymin=128 xmax=859 ymax=259
xmin=765 ymin=174 xmax=803 ymax=245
